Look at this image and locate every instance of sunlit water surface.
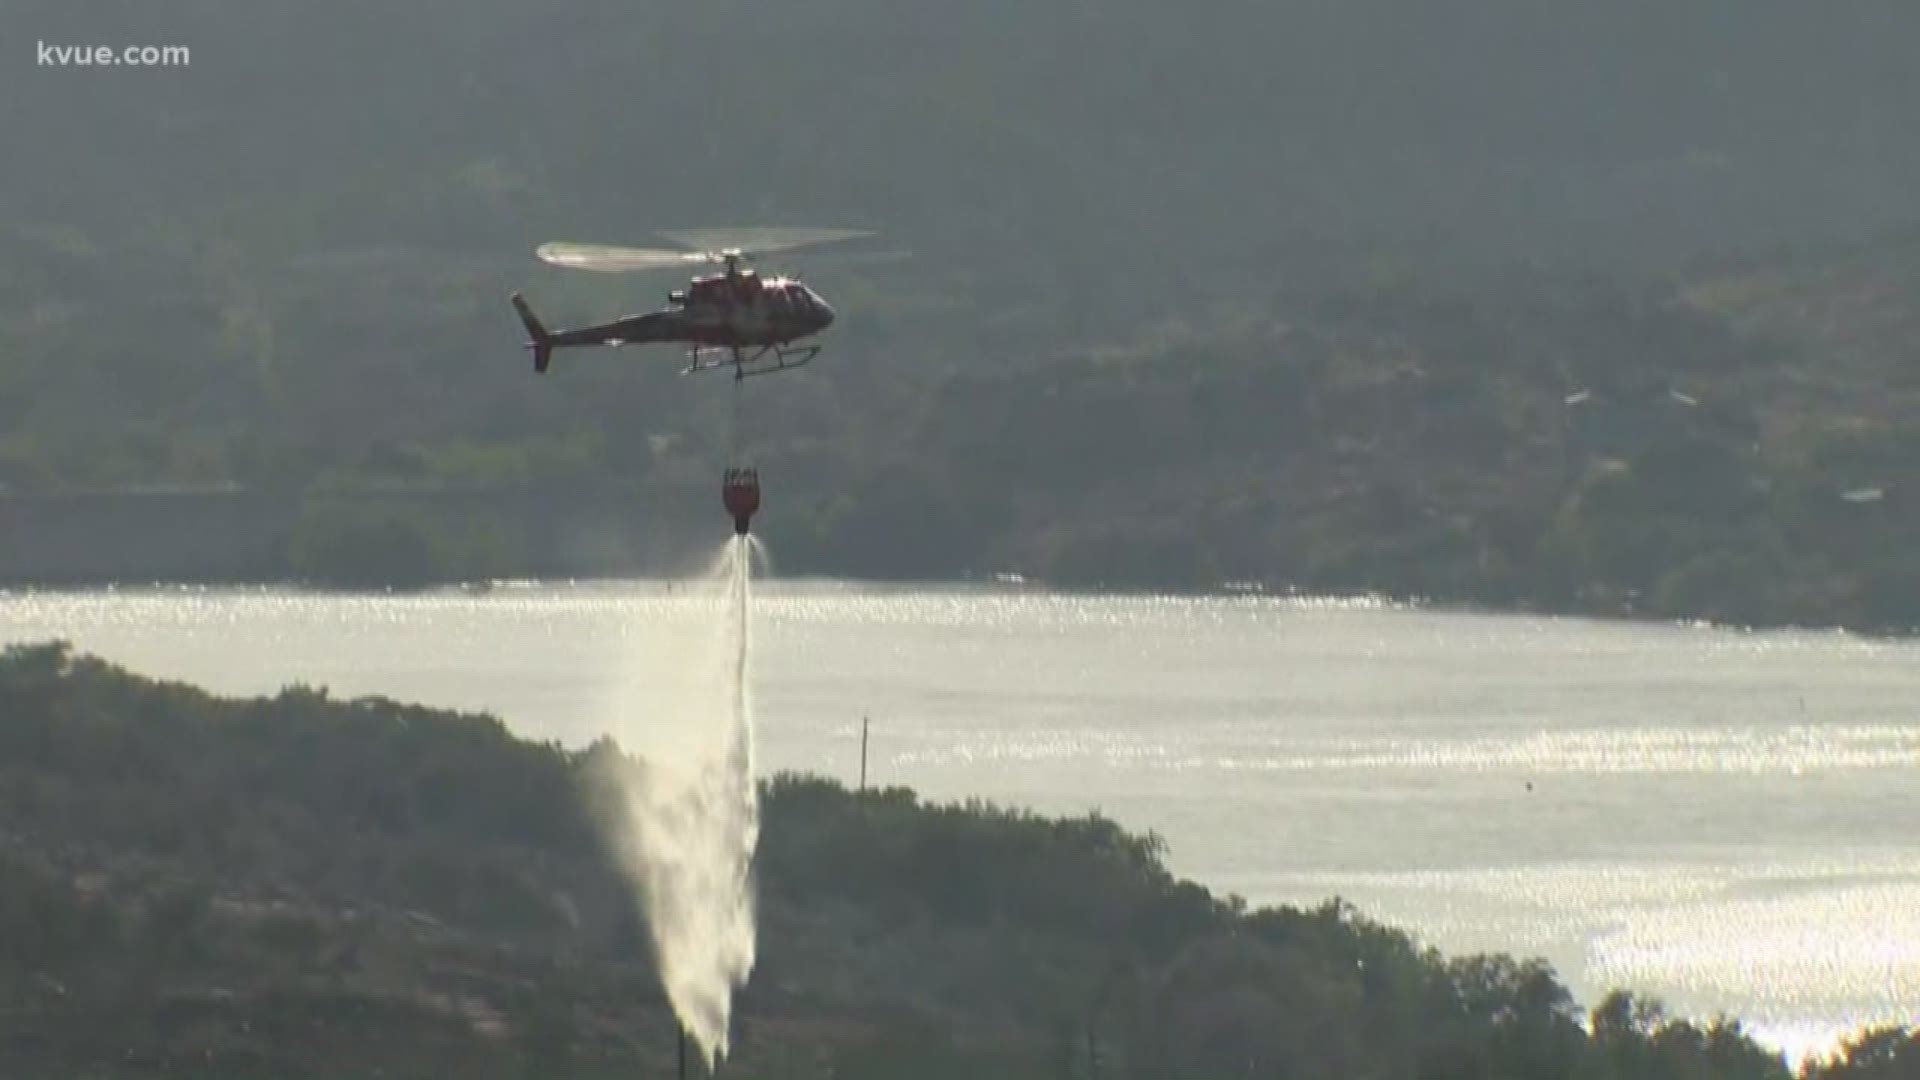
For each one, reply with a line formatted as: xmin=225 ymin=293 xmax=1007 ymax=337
xmin=6 ymin=582 xmax=1918 ymax=1062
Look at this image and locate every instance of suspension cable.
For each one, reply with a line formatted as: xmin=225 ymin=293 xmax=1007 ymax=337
xmin=728 ymin=369 xmax=745 ymax=466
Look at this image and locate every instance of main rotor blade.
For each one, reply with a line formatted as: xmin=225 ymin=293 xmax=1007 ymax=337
xmin=655 ymin=227 xmax=875 ymax=257
xmin=535 ymin=242 xmax=717 ymax=272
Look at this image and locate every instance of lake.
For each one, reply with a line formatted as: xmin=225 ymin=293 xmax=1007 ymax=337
xmin=5 ymin=581 xmax=1917 ymax=1062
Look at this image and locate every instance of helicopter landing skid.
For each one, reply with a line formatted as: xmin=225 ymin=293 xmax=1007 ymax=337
xmin=682 ymin=343 xmax=821 ymax=380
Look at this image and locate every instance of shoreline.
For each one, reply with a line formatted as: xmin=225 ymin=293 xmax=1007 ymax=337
xmin=5 ymin=573 xmax=1913 ymax=641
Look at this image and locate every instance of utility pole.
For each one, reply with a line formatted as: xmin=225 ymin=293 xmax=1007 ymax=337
xmin=858 ymin=715 xmax=869 ymax=795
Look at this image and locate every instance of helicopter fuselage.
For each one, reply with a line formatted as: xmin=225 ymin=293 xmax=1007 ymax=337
xmin=541 ymin=270 xmax=834 ymax=352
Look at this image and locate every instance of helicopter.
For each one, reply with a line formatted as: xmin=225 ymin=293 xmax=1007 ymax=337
xmin=509 ymin=227 xmax=872 ymax=380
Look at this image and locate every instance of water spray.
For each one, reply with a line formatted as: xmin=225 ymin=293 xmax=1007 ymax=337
xmin=596 ymin=534 xmax=760 ymax=1071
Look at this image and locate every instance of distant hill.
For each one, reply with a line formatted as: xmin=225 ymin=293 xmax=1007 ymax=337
xmin=10 ymin=0 xmax=1919 ymax=275
xmin=887 ymin=237 xmax=1920 ymax=629
xmin=9 ymin=641 xmax=1917 ymax=1078
xmin=3 ymin=1 xmax=1919 ymax=626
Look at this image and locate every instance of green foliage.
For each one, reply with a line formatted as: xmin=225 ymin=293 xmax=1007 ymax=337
xmin=288 ymin=500 xmax=442 ymax=587
xmin=1805 ymin=1027 xmax=1920 ymax=1080
xmin=287 ymin=497 xmax=525 ymax=587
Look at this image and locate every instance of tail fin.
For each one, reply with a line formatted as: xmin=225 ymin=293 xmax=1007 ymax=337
xmin=510 ymin=292 xmax=554 ymax=374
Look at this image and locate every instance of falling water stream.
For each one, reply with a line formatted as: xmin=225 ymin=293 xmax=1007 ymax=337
xmin=592 ymin=537 xmax=759 ymax=1067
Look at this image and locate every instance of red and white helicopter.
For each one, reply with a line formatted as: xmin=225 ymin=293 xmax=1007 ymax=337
xmin=510 ymin=227 xmax=872 ymax=380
